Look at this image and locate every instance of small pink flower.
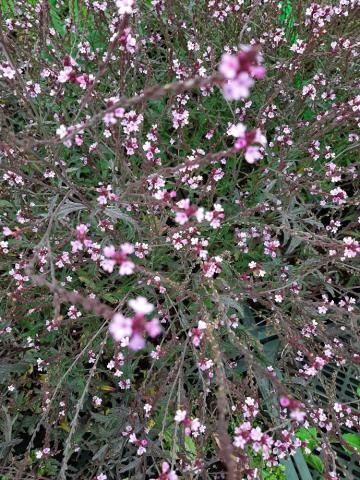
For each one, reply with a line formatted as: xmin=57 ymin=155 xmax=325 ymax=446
xmin=229 ymin=124 xmax=266 ymax=163
xmin=175 ymin=211 xmax=188 ymax=225
xmin=101 ymin=258 xmax=116 ymax=273
xmin=342 ymin=237 xmax=360 ymax=259
xmin=158 ymin=462 xmax=178 ymax=480
xmin=205 ymin=204 xmax=224 ymax=229
xmin=330 ymin=187 xmax=347 ymax=205
xmin=250 ymin=426 xmax=263 ymax=441
xmin=174 ymin=199 xmax=204 ymax=225
xmin=103 ymin=245 xmax=116 ymax=258
xmin=222 ymin=73 xmax=254 ymax=100
xmin=101 ymin=244 xmax=135 ymax=275
xmin=218 ymin=46 xmax=265 ymax=100
xmin=109 ymin=313 xmax=133 ymax=341
xmin=279 ymin=396 xmax=291 ymax=407
xmin=128 ymin=333 xmax=145 ymax=350
xmin=119 ymin=261 xmax=135 ymax=276
xmin=219 ymin=53 xmax=240 ymax=79
xmin=145 ymin=318 xmax=161 ymax=338
xmin=3 ymin=227 xmax=13 ymax=236
xmin=245 ymin=146 xmax=262 ymax=164
xmin=110 ymin=297 xmax=160 ymax=350
xmin=203 ymin=256 xmax=222 ymax=278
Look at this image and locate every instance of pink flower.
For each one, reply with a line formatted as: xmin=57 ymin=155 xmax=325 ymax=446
xmin=172 ymin=108 xmax=189 ymax=129
xmin=222 ymin=73 xmax=254 ymax=100
xmin=219 ymin=53 xmax=240 ymax=79
xmin=264 ymin=239 xmax=280 ymax=258
xmin=219 ymin=46 xmax=265 ymax=100
xmin=233 ymin=434 xmax=247 ymax=449
xmin=3 ymin=227 xmax=13 ymax=236
xmin=128 ymin=333 xmax=145 ymax=350
xmin=101 ymin=244 xmax=135 ymax=275
xmin=71 ymin=224 xmax=92 ymax=253
xmin=75 ymin=73 xmax=94 ymax=89
xmin=228 ymin=122 xmax=247 ymax=138
xmin=56 ymin=124 xmax=68 ymax=139
xmin=229 ymin=123 xmax=266 ymax=163
xmin=174 ymin=199 xmax=204 ymax=225
xmin=290 ymin=409 xmax=306 ymax=423
xmin=342 ymin=237 xmax=360 ymax=259
xmin=110 ymin=297 xmax=160 ymax=350
xmin=76 ymin=224 xmax=88 ymax=238
xmin=150 ymin=462 xmax=178 ymax=480
xmin=145 ymin=318 xmax=162 ymax=338
xmin=189 ymin=320 xmax=207 ymax=347
xmin=120 ymin=27 xmax=137 ymax=54
xmin=205 ymin=204 xmax=224 ymax=229
xmin=101 ymin=258 xmax=116 ymax=273
xmin=330 ymin=187 xmax=347 ymax=205
xmin=203 ymin=256 xmax=222 ymax=278
xmin=245 ymin=145 xmax=262 ymax=164
xmin=161 ymin=462 xmax=178 ymax=480
xmin=250 ymin=426 xmax=263 ymax=441
xmin=279 ymin=396 xmax=291 ymax=407
xmin=175 ymin=211 xmax=188 ymax=225
xmin=58 ymin=66 xmax=73 ymax=83
xmin=96 ymin=184 xmax=119 ymax=205
xmin=109 ymin=314 xmax=133 ymax=341
xmin=3 ymin=170 xmax=24 ymax=186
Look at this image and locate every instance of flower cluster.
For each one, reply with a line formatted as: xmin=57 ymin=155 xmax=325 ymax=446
xmin=109 ymin=297 xmax=161 ymax=350
xmin=219 ymin=46 xmax=266 ymax=100
xmin=1 ymin=1 xmax=359 ymax=479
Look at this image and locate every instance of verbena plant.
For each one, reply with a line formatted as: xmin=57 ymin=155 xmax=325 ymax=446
xmin=0 ymin=1 xmax=359 ymax=479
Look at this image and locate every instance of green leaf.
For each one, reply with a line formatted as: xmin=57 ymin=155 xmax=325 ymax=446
xmin=357 ymin=384 xmax=360 ymax=396
xmin=305 ymin=454 xmax=324 ymax=473
xmin=73 ymin=0 xmax=79 ymax=22
xmin=102 ymin=293 xmax=118 ymax=304
xmin=0 ymin=200 xmax=13 ymax=208
xmin=296 ymin=427 xmax=317 ymax=441
xmin=78 ymin=275 xmax=98 ymax=291
xmin=342 ymin=433 xmax=360 ymax=452
xmin=185 ymin=436 xmax=196 ymax=458
xmin=0 ymin=362 xmax=29 ymax=383
xmin=302 ymin=107 xmax=315 ymax=120
xmin=296 ymin=427 xmax=318 ymax=450
xmin=278 ymin=0 xmax=292 ymax=22
xmin=1 ymin=0 xmax=15 ymax=14
xmin=49 ymin=0 xmax=65 ymax=36
xmin=294 ymin=74 xmax=305 ymax=89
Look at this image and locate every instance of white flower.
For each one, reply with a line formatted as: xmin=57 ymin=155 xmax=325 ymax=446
xmin=144 ymin=403 xmax=152 ymax=413
xmin=96 ymin=474 xmax=107 ymax=480
xmin=128 ymin=296 xmax=154 ymax=315
xmin=174 ymin=409 xmax=187 ymax=422
xmin=56 ymin=124 xmax=68 ymax=139
xmin=116 ymin=0 xmax=135 ymax=15
xmin=228 ymin=122 xmax=246 ymax=137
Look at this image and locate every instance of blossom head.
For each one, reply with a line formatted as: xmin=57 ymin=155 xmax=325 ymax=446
xmin=219 ymin=46 xmax=265 ymax=100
